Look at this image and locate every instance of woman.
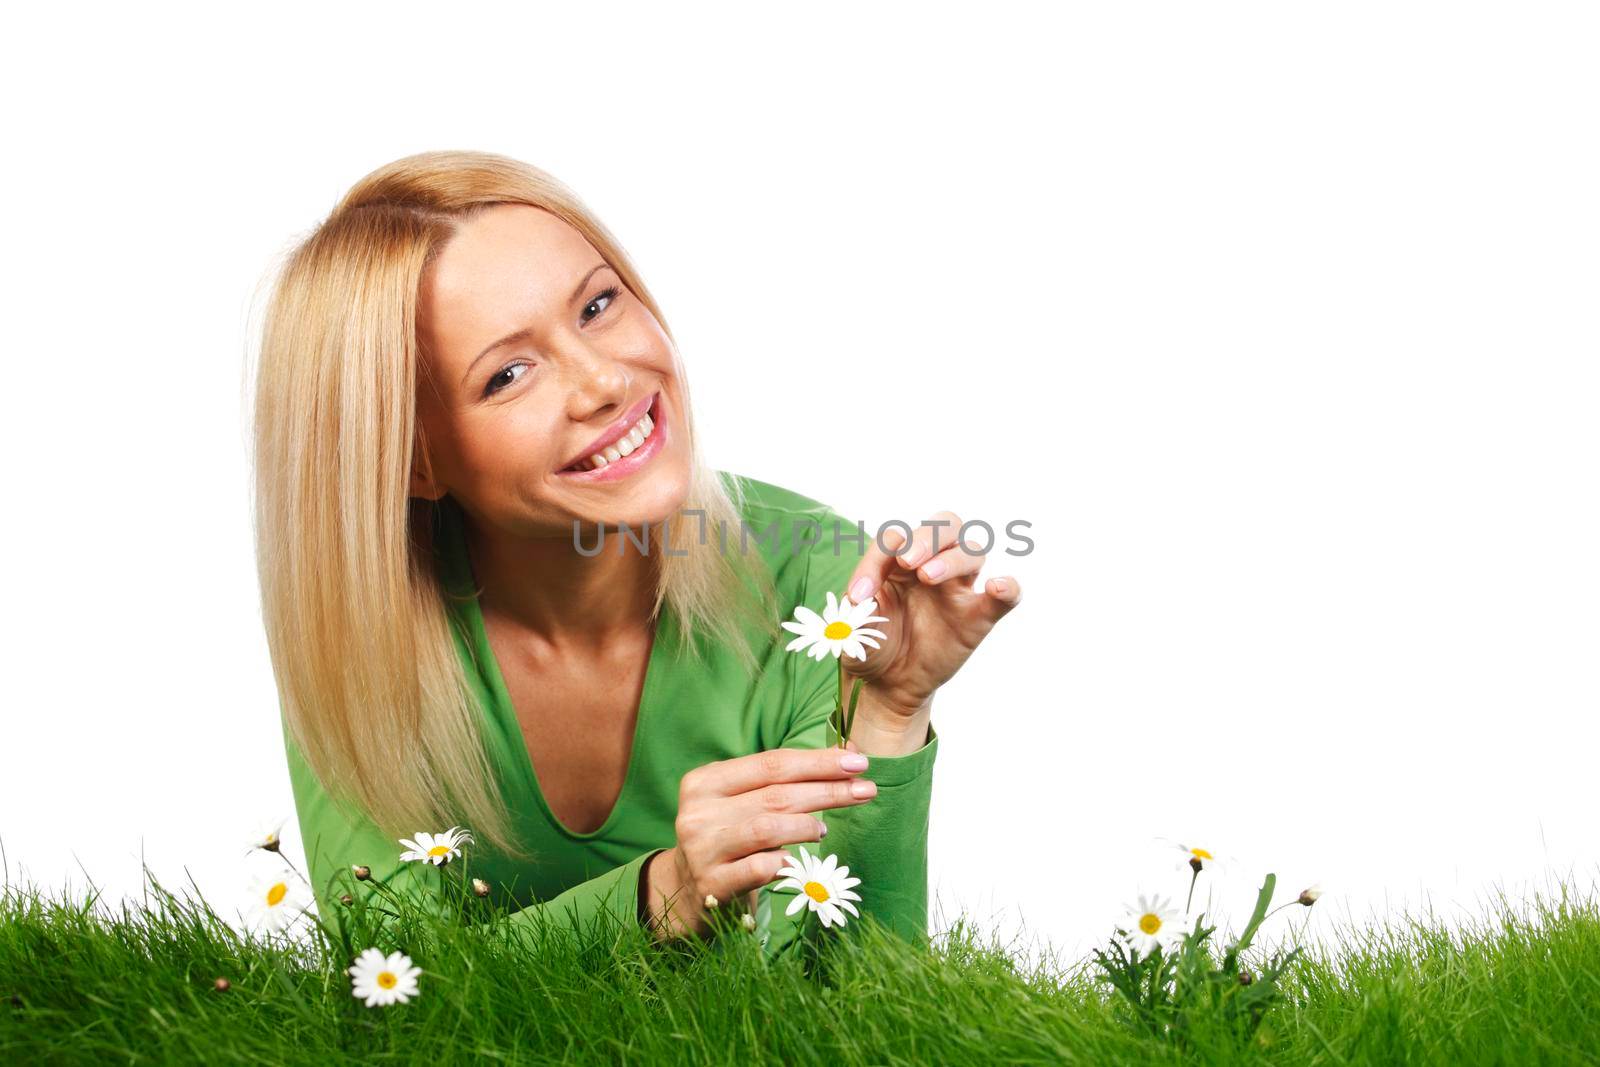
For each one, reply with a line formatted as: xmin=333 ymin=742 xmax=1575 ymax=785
xmin=253 ymin=150 xmax=1022 ymax=957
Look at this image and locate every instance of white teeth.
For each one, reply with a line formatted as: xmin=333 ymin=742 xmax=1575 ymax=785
xmin=568 ymin=407 xmax=657 ymax=472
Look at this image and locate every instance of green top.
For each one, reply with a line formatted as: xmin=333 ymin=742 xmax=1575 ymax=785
xmin=281 ymin=472 xmax=939 ymax=958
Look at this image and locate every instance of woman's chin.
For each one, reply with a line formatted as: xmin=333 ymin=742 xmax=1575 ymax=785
xmin=556 ymin=462 xmax=692 ymax=531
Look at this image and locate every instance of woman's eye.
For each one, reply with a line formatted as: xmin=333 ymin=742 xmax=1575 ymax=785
xmin=483 ymin=362 xmax=531 ymax=397
xmin=483 ymin=285 xmax=620 ymax=398
xmin=582 ymin=284 xmax=621 ymax=324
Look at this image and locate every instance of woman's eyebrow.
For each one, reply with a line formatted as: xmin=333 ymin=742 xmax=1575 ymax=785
xmin=458 ymin=262 xmax=612 ymax=386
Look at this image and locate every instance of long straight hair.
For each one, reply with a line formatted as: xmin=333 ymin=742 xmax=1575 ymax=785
xmin=250 ymin=151 xmax=776 ymax=858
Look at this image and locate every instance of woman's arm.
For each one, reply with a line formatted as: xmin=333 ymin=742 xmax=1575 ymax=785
xmin=281 ymin=718 xmax=665 ymax=946
xmin=761 ymin=673 xmax=939 ymax=956
xmin=751 ymin=505 xmax=943 ymax=956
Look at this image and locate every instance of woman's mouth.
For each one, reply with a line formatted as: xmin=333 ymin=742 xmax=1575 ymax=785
xmin=556 ymin=392 xmax=666 ymax=483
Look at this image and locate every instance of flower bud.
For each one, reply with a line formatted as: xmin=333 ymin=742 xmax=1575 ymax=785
xmin=1298 ymin=885 xmax=1322 ymax=907
xmin=472 ymin=878 xmax=491 ymax=898
xmin=213 ymin=977 xmax=231 ymax=992
xmin=742 ymin=913 xmax=757 ymax=933
xmin=351 ymin=865 xmax=371 ymax=881
xmin=704 ymin=893 xmax=719 ymax=909
xmin=339 ymin=894 xmax=354 ymax=907
xmin=1238 ymin=969 xmax=1253 ymax=986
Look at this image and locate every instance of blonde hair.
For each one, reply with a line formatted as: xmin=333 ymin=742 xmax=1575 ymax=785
xmin=249 ymin=150 xmax=776 ymax=859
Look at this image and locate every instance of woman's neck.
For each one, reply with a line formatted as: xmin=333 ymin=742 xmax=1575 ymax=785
xmin=462 ymin=519 xmax=658 ymax=650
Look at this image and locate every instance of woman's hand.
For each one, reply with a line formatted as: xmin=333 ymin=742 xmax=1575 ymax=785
xmin=841 ymin=510 xmax=1023 ymax=732
xmin=641 ymin=746 xmax=879 ymax=942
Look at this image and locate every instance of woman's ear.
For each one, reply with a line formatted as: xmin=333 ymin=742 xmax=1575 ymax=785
xmin=409 ymin=429 xmax=446 ymax=501
xmin=409 ymin=466 xmax=445 ymax=501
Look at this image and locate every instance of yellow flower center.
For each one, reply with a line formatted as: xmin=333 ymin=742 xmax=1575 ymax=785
xmin=266 ymin=882 xmax=287 ymax=907
xmin=824 ymin=621 xmax=852 ymax=640
xmin=377 ymin=971 xmax=397 ymax=989
xmin=1139 ymin=912 xmax=1162 ymax=935
xmin=428 ymin=845 xmax=452 ymax=858
xmin=804 ymin=881 xmax=831 ymax=902
xmin=1191 ymin=848 xmax=1213 ymax=860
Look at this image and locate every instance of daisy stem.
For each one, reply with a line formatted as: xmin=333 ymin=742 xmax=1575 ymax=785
xmin=275 ymin=852 xmax=314 ymax=890
xmin=1184 ymin=868 xmax=1199 ymax=916
xmin=844 ymin=677 xmax=864 ymax=746
xmin=834 ymin=660 xmax=847 ymax=748
xmin=833 ymin=662 xmax=866 ymax=749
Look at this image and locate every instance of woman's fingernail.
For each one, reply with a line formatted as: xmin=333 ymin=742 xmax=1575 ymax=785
xmin=817 ymin=820 xmax=828 ymax=838
xmin=921 ymin=558 xmax=947 ymax=579
xmin=901 ymin=546 xmax=927 ymax=568
xmin=851 ymin=779 xmax=878 ymax=799
xmin=841 ymin=752 xmax=868 ymax=771
xmin=848 ymin=576 xmax=874 ymax=602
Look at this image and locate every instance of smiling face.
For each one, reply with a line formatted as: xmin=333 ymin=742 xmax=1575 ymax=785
xmin=411 ymin=204 xmax=693 ymax=535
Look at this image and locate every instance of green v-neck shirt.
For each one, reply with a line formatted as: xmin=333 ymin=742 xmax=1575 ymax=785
xmin=281 ymin=472 xmax=939 ymax=957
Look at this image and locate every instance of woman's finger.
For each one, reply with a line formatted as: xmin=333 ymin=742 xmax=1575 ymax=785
xmin=683 ymin=746 xmax=869 ymax=803
xmin=915 ymin=529 xmax=988 ymax=585
xmin=725 ymin=850 xmax=796 ymax=901
xmin=846 ymin=511 xmax=964 ymax=603
xmin=727 ymin=776 xmax=877 ymax=825
xmin=893 ymin=511 xmax=964 ymax=573
xmin=981 ymin=575 xmax=1024 ymax=618
xmin=694 ymin=850 xmax=794 ymax=909
xmin=844 ymin=522 xmax=910 ymax=605
xmin=713 ymin=811 xmax=831 ymax=866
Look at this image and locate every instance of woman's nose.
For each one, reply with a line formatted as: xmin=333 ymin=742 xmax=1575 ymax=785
xmin=562 ymin=348 xmax=631 ymax=419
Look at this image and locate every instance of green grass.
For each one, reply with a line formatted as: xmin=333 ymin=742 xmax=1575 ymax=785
xmin=3 ymin=864 xmax=1599 ymax=1065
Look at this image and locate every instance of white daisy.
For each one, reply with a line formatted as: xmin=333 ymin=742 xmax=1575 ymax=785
xmin=247 ymin=817 xmax=287 ymax=854
xmin=246 ymin=869 xmax=312 ymax=934
xmin=773 ymin=844 xmax=862 ymax=929
xmin=1118 ymin=892 xmax=1187 ymax=958
xmin=347 ymin=947 xmax=422 ymax=1007
xmin=1175 ymin=842 xmax=1223 ymax=872
xmin=398 ymin=826 xmax=474 ymax=866
xmin=1156 ymin=836 xmax=1231 ymax=874
xmin=781 ymin=591 xmax=889 ymax=662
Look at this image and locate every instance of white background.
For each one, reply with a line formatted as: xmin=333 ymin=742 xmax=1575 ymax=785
xmin=2 ymin=2 xmax=1596 ymax=966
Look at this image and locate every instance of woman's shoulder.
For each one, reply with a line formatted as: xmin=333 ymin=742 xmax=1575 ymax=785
xmin=715 ymin=470 xmax=867 ymax=601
